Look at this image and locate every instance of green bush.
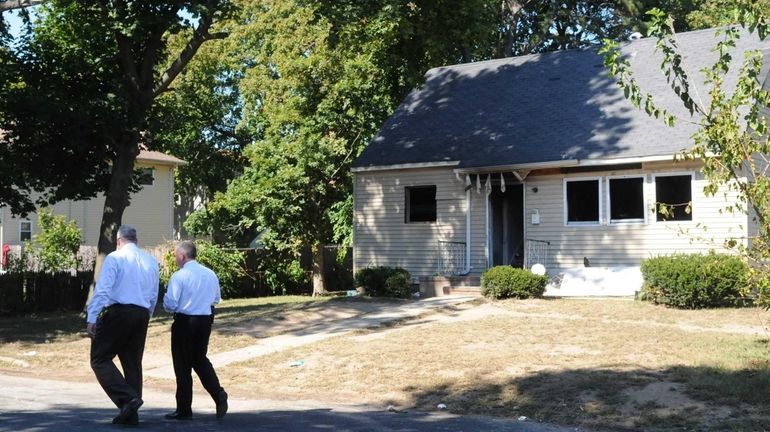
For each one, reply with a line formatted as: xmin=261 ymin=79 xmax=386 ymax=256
xmin=29 ymin=209 xmax=83 ymax=273
xmin=480 ymin=266 xmax=547 ymax=299
xmin=160 ymin=241 xmax=246 ymax=299
xmin=355 ymin=266 xmax=412 ymax=298
xmin=640 ymin=252 xmax=750 ymax=309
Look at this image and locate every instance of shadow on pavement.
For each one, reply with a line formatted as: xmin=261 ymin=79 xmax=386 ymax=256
xmin=0 ymin=404 xmax=571 ymax=432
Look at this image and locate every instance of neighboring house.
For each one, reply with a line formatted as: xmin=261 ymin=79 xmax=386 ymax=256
xmin=0 ymin=150 xmax=185 ymax=268
xmin=352 ymin=28 xmax=769 ymax=297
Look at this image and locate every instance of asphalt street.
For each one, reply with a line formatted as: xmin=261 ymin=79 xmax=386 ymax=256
xmin=0 ymin=374 xmax=583 ymax=432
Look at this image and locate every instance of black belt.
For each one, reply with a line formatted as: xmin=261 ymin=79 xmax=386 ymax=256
xmin=109 ymin=303 xmax=146 ymax=310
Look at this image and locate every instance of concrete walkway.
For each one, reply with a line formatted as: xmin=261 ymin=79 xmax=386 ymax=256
xmin=146 ymin=295 xmax=481 ymax=379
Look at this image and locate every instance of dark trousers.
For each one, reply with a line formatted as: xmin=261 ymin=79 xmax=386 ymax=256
xmin=90 ymin=304 xmax=150 ymax=408
xmin=171 ymin=313 xmax=224 ymax=415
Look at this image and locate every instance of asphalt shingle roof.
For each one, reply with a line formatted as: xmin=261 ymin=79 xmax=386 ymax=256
xmin=353 ymin=28 xmax=770 ymax=170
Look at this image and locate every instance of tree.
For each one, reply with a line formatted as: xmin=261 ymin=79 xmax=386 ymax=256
xmin=0 ymin=1 xmax=233 ymax=288
xmin=150 ymin=28 xmax=250 ymax=241
xmin=600 ymin=3 xmax=770 ymax=303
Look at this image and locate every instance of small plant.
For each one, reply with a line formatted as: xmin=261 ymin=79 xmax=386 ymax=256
xmin=480 ymin=266 xmax=547 ymax=299
xmin=355 ymin=266 xmax=412 ymax=298
xmin=640 ymin=252 xmax=750 ymax=309
xmin=27 ymin=209 xmax=83 ymax=273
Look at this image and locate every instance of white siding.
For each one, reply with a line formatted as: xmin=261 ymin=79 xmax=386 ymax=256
xmin=524 ymin=161 xmax=749 ymax=272
xmin=0 ymin=162 xmax=176 ymax=249
xmin=354 ymin=167 xmax=484 ymax=278
xmin=354 ymin=160 xmax=752 ymax=278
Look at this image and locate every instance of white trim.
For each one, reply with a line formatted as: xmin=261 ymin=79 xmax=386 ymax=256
xmin=19 ymin=219 xmax=32 ymax=243
xmin=138 ymin=167 xmax=155 ymax=187
xmin=577 ymin=154 xmax=676 ymax=166
xmin=606 ymin=174 xmax=647 ymax=225
xmin=651 ymin=171 xmax=696 ymax=223
xmin=453 ymin=154 xmax=679 ymax=175
xmin=485 ymin=191 xmax=490 ymax=268
xmin=168 ymin=168 xmax=174 ymax=240
xmin=563 ymin=176 xmax=603 ymax=226
xmin=351 ymin=161 xmax=459 ymax=173
xmin=465 ymin=188 xmax=471 ymax=274
xmin=455 ymin=160 xmax=578 ymax=175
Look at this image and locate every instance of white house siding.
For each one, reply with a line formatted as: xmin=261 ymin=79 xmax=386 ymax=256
xmin=523 ymin=161 xmax=749 ymax=273
xmin=0 ymin=162 xmax=175 ymax=249
xmin=354 ymin=167 xmax=487 ymax=278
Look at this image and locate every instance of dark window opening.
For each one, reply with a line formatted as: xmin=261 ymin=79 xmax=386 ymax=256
xmin=656 ymin=175 xmax=692 ymax=221
xmin=20 ymin=220 xmax=32 ymax=242
xmin=406 ymin=186 xmax=436 ymax=223
xmin=566 ymin=179 xmax=599 ymax=223
xmin=609 ymin=177 xmax=644 ymax=221
xmin=135 ymin=167 xmax=154 ymax=186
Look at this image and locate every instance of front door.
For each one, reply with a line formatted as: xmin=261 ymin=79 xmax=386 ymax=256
xmin=489 ymin=183 xmax=524 ymax=267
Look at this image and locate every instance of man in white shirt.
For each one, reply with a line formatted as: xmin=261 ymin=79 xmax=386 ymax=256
xmin=86 ymin=225 xmax=159 ymax=426
xmin=162 ymin=240 xmax=228 ymax=420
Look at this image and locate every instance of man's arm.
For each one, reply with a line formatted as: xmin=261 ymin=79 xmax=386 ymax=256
xmin=87 ymin=256 xmax=117 ymax=324
xmin=163 ymin=273 xmax=180 ymax=313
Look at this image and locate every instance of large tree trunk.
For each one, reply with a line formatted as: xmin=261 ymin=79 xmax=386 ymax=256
xmin=0 ymin=0 xmax=45 ymax=12
xmin=311 ymin=241 xmax=326 ymax=297
xmin=85 ymin=136 xmax=141 ymax=306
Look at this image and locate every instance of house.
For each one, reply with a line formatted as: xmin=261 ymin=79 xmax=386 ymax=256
xmin=351 ymin=28 xmax=769 ymax=297
xmin=0 ymin=150 xmax=185 ymax=269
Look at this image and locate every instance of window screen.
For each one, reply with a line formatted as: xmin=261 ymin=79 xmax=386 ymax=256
xmin=136 ymin=168 xmax=154 ymax=186
xmin=609 ymin=177 xmax=644 ymax=222
xmin=566 ymin=179 xmax=599 ymax=223
xmin=655 ymin=175 xmax=692 ymax=221
xmin=406 ymin=186 xmax=437 ymax=223
xmin=20 ymin=220 xmax=32 ymax=242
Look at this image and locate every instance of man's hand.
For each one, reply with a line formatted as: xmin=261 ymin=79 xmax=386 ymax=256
xmin=87 ymin=323 xmax=96 ymax=339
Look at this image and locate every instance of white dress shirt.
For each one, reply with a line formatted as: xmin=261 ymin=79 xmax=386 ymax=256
xmin=163 ymin=260 xmax=221 ymax=316
xmin=86 ymin=243 xmax=160 ymax=323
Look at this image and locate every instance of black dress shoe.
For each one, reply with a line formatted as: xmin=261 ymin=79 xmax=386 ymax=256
xmin=112 ymin=411 xmax=138 ymax=426
xmin=114 ymin=398 xmax=143 ymax=424
xmin=164 ymin=411 xmax=193 ymax=420
xmin=216 ymin=390 xmax=228 ymax=419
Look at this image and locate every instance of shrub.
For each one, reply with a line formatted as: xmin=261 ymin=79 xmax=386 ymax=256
xmin=640 ymin=252 xmax=750 ymax=309
xmin=480 ymin=266 xmax=547 ymax=299
xmin=28 ymin=209 xmax=83 ymax=273
xmin=355 ymin=266 xmax=412 ymax=298
xmin=160 ymin=241 xmax=246 ymax=299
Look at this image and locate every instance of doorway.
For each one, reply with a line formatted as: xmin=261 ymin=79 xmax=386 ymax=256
xmin=489 ymin=183 xmax=524 ymax=267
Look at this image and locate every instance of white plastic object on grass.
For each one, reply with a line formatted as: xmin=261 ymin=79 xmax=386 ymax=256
xmin=530 ymin=263 xmax=546 ymax=276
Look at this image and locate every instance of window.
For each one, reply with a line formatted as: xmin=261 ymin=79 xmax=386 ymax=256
xmin=135 ymin=167 xmax=154 ymax=186
xmin=406 ymin=186 xmax=437 ymax=223
xmin=608 ymin=176 xmax=645 ymax=223
xmin=19 ymin=220 xmax=32 ymax=242
xmin=564 ymin=178 xmax=601 ymax=225
xmin=655 ymin=174 xmax=693 ymax=221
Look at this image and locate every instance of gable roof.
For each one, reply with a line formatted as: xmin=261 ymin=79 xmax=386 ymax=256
xmin=353 ymin=27 xmax=770 ymax=172
xmin=137 ymin=150 xmax=186 ymax=166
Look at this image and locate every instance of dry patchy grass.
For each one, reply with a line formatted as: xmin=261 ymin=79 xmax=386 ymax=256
xmin=2 ymin=296 xmax=770 ymax=431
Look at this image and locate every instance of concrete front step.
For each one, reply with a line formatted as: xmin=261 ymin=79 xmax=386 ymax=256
xmin=419 ymin=276 xmax=482 ymax=297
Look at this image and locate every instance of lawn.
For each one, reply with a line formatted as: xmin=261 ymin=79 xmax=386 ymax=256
xmin=2 ymin=296 xmax=770 ymax=431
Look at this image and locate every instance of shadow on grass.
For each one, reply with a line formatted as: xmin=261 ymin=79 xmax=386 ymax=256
xmin=0 ymin=296 xmax=444 ymax=344
xmin=398 ymin=361 xmax=770 ymax=431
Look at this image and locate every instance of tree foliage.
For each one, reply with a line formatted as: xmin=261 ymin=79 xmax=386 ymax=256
xmin=601 ymin=2 xmax=770 ymax=304
xmin=0 ymin=0 xmax=234 ymax=277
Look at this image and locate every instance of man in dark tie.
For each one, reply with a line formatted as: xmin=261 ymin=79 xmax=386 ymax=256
xmin=163 ymin=240 xmax=228 ymax=420
xmin=86 ymin=225 xmax=160 ymax=425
